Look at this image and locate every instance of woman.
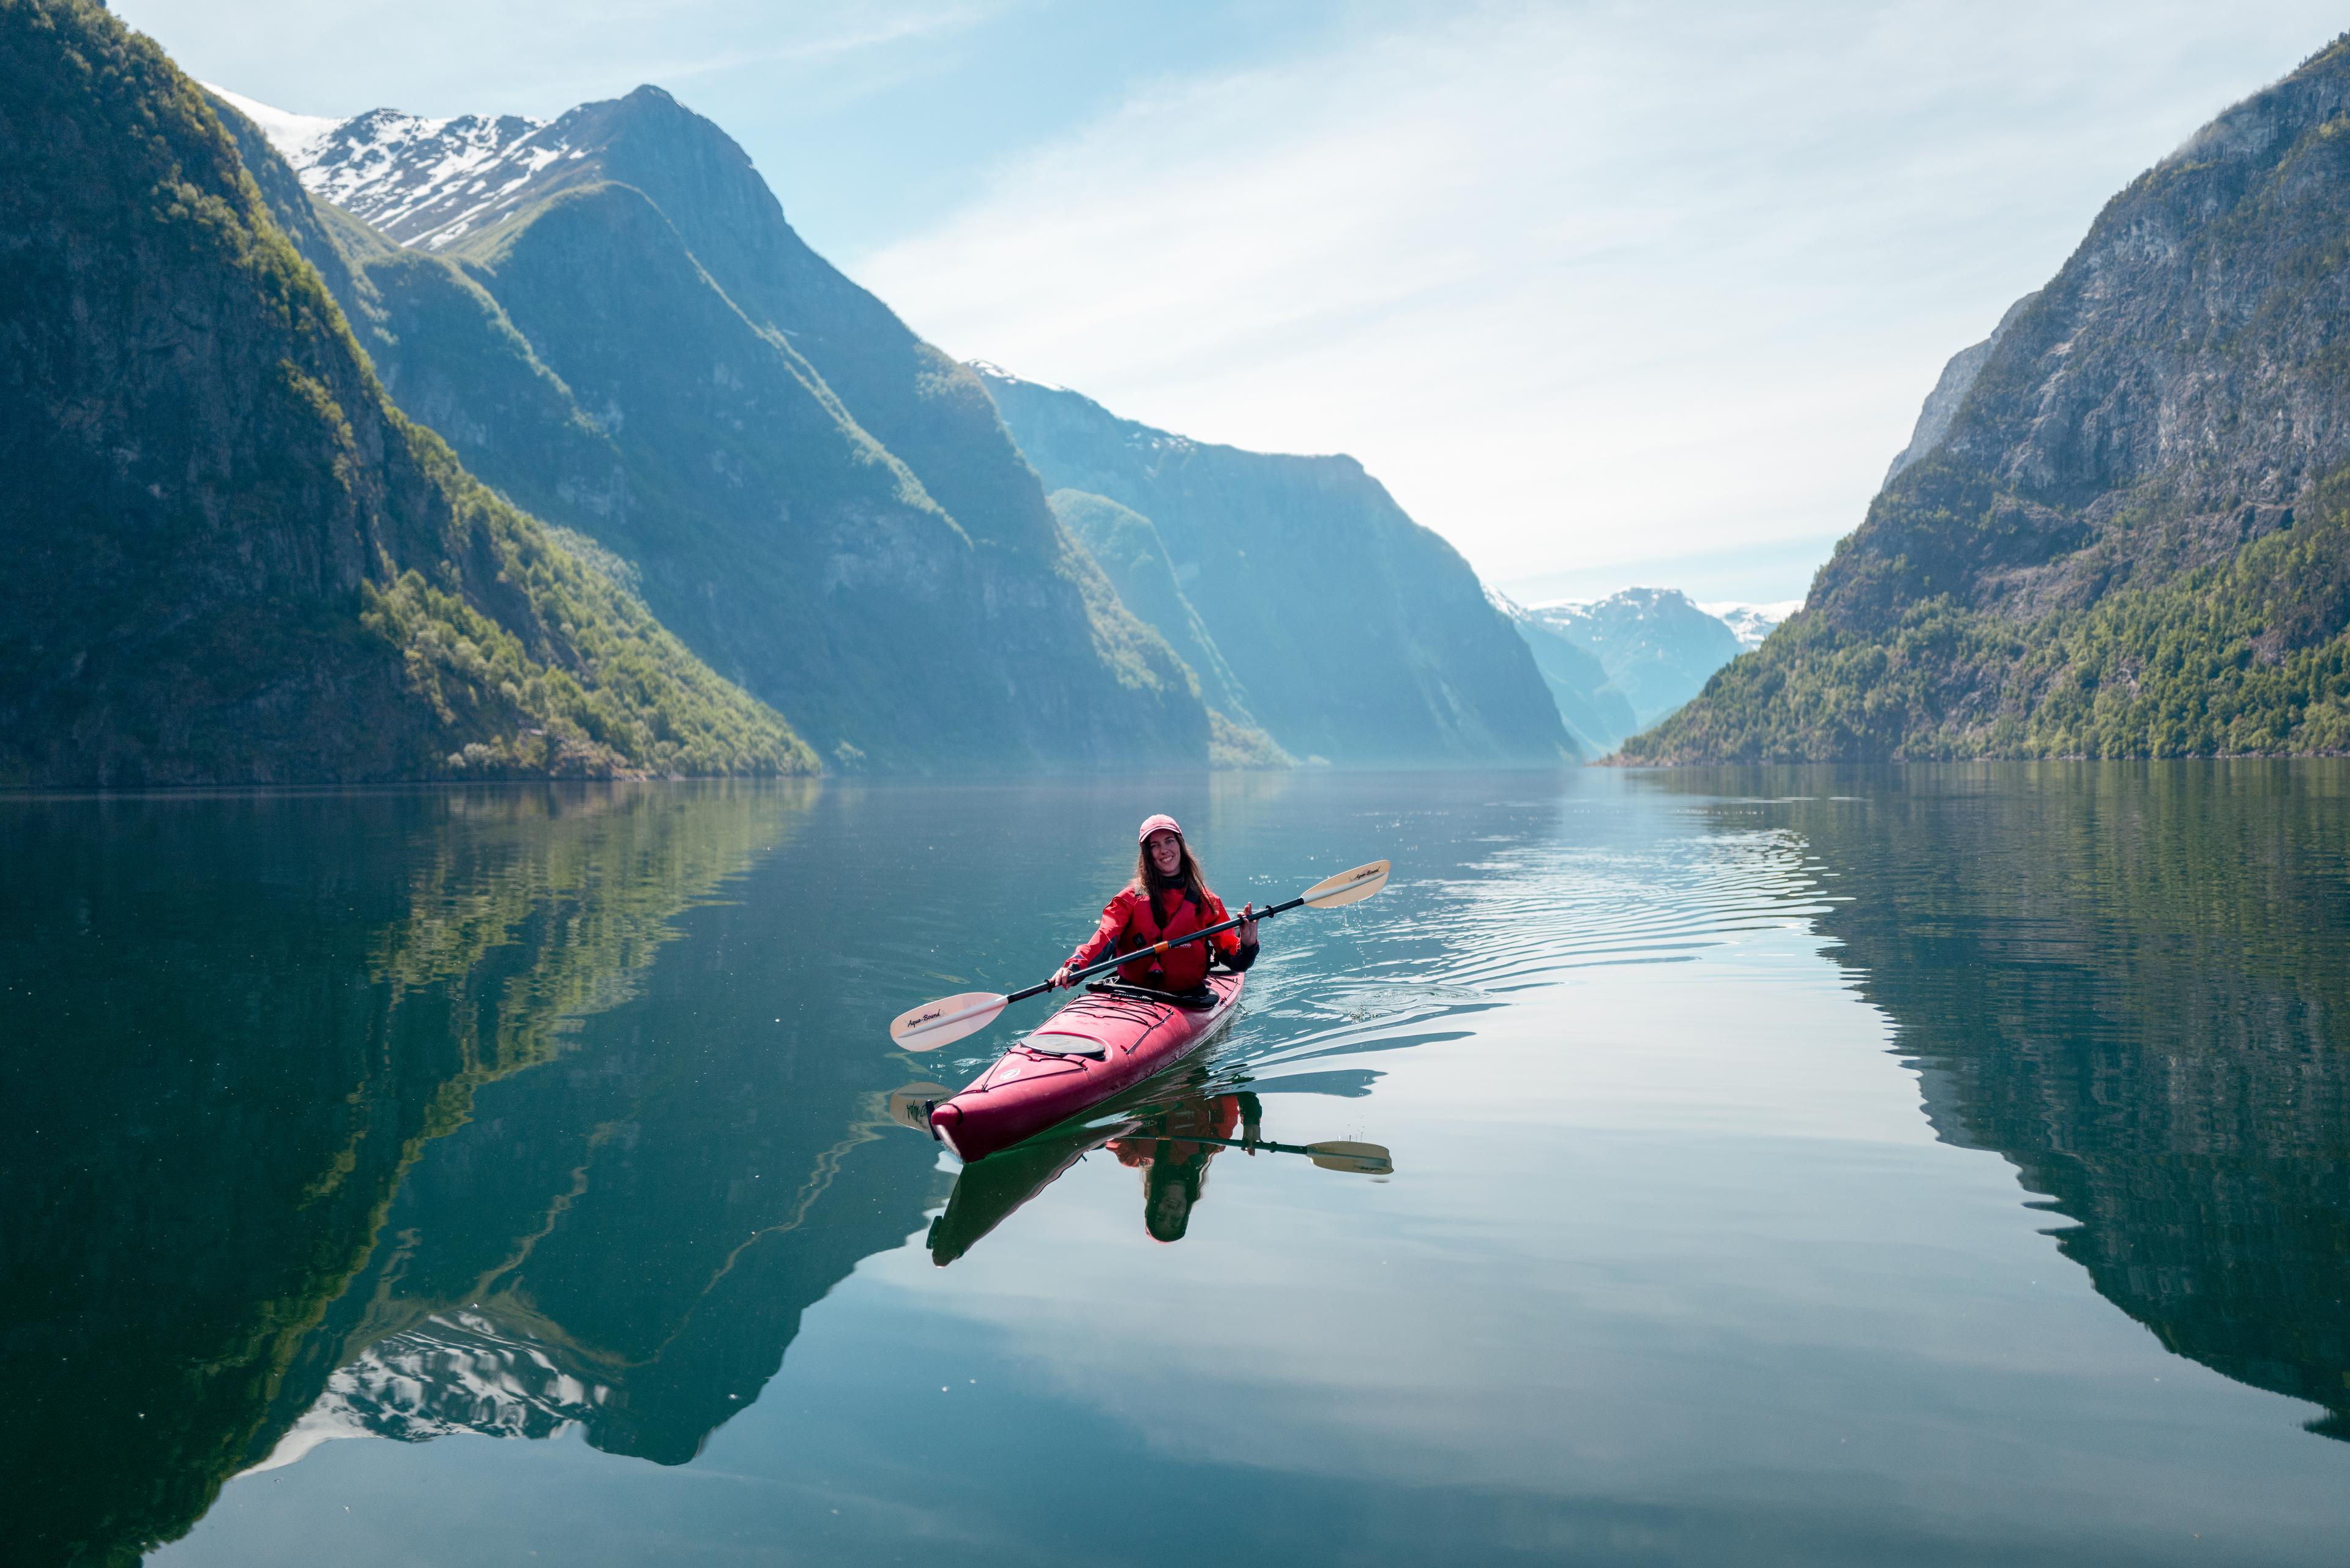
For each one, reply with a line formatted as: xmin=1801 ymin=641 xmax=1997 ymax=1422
xmin=1051 ymin=814 xmax=1259 ymax=995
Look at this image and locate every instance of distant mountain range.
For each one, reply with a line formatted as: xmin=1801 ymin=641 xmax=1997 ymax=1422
xmin=0 ymin=0 xmax=1589 ymax=782
xmin=1628 ymin=34 xmax=2350 ymax=761
xmin=1488 ymin=589 xmax=1791 ymax=755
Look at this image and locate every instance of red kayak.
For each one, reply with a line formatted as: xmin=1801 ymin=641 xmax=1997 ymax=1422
xmin=926 ymin=974 xmax=1244 ymax=1161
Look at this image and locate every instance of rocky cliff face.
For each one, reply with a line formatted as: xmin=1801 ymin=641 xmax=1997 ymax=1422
xmin=0 ymin=0 xmax=807 ymax=786
xmin=1628 ymin=36 xmax=2350 ymax=762
xmin=977 ymin=366 xmax=1570 ymax=766
xmin=1880 ymin=293 xmax=2037 ymax=486
xmin=217 ymin=85 xmax=1208 ymax=772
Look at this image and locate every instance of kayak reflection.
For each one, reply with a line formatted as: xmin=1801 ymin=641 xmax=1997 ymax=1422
xmin=922 ymin=1070 xmax=1390 ymax=1265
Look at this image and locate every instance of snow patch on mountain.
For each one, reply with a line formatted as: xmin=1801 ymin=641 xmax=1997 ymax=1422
xmin=1699 ymin=599 xmax=1800 ymax=650
xmin=292 ymin=107 xmax=570 ymax=250
xmin=201 ymin=84 xmax=336 ymax=160
xmin=211 ymin=85 xmax=585 ymax=251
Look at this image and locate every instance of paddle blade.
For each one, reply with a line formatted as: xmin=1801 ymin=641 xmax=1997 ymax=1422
xmin=889 ymin=991 xmax=1006 ymax=1051
xmin=1305 ymin=1140 xmax=1393 ymax=1175
xmin=886 ymin=1082 xmax=950 ymax=1133
xmin=1300 ymin=859 xmax=1390 ymax=909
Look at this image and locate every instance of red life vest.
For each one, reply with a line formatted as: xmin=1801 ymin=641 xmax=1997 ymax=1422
xmin=1067 ymin=883 xmax=1240 ymax=992
xmin=1117 ymin=885 xmax=1222 ymax=991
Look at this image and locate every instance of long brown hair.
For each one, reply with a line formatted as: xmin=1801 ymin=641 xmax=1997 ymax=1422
xmin=1132 ymin=833 xmax=1210 ymax=904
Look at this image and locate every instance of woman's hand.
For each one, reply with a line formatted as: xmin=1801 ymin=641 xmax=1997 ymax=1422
xmin=1050 ymin=965 xmax=1073 ymax=990
xmin=1237 ymin=902 xmax=1258 ymax=946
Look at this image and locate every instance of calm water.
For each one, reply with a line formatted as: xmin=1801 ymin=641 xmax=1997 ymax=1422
xmin=7 ymin=766 xmax=2348 ymax=1566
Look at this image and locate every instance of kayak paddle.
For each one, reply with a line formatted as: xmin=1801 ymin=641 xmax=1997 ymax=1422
xmin=887 ymin=858 xmax=1391 ymax=1051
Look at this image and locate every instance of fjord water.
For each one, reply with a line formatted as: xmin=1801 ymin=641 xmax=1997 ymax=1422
xmin=7 ymin=769 xmax=2347 ymax=1566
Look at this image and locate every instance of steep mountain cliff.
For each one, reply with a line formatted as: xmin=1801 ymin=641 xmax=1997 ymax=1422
xmin=0 ymin=0 xmax=807 ymax=786
xmin=1628 ymin=37 xmax=2350 ymax=762
xmin=1045 ymin=488 xmax=1289 ymax=766
xmin=977 ymin=367 xmax=1570 ymax=765
xmin=212 ymin=84 xmax=1208 ymax=772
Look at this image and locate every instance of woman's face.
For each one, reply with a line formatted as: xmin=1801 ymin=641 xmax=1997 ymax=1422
xmin=1146 ymin=830 xmax=1183 ymax=878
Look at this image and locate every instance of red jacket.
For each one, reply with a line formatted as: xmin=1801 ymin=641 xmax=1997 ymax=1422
xmin=1067 ymin=883 xmax=1242 ymax=992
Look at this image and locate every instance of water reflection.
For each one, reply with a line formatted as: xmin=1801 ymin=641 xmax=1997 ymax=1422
xmin=1664 ymin=763 xmax=2350 ymax=1442
xmin=1 ymin=784 xmax=849 ymax=1562
xmin=927 ymin=1070 xmax=1340 ymax=1263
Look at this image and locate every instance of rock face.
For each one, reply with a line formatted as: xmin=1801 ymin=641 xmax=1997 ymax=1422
xmin=1881 ymin=293 xmax=2037 ymax=486
xmin=1628 ymin=37 xmax=2350 ymax=762
xmin=0 ymin=1 xmax=807 ymax=786
xmin=214 ymin=84 xmax=1207 ymax=772
xmin=977 ymin=366 xmax=1571 ymax=765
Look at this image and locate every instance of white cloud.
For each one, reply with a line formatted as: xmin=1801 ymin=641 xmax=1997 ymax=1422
xmin=856 ymin=0 xmax=2348 ymax=589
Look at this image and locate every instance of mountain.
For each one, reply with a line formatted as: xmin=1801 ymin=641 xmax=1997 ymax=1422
xmin=975 ymin=366 xmax=1572 ymax=765
xmin=1488 ymin=593 xmax=1639 ymax=756
xmin=1880 ymin=293 xmax=2037 ymax=487
xmin=1044 ymin=489 xmax=1290 ymax=766
xmin=205 ymin=83 xmax=1209 ymax=772
xmin=1704 ymin=600 xmax=1799 ymax=651
xmin=1529 ymin=588 xmax=1747 ymax=730
xmin=0 ymin=1 xmax=809 ymax=786
xmin=1627 ymin=37 xmax=2350 ymax=762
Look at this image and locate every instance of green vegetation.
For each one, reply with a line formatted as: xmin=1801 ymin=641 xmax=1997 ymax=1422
xmin=0 ymin=0 xmax=807 ymax=785
xmin=1627 ymin=470 xmax=2350 ymax=761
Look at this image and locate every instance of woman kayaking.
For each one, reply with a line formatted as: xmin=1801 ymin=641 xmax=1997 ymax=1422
xmin=1051 ymin=815 xmax=1260 ymax=995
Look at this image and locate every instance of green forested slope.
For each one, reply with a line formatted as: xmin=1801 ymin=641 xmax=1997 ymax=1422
xmin=0 ymin=0 xmax=808 ymax=785
xmin=1627 ymin=36 xmax=2350 ymax=762
xmin=216 ymin=86 xmax=1210 ymax=772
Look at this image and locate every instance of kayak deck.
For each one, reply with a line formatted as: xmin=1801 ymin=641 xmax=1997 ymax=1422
xmin=926 ymin=973 xmax=1243 ymax=1161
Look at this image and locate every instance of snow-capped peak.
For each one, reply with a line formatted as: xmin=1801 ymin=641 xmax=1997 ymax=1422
xmin=207 ymin=83 xmax=589 ymax=252
xmin=1699 ymin=599 xmax=1801 ymax=650
xmin=201 ymin=83 xmax=337 ymax=160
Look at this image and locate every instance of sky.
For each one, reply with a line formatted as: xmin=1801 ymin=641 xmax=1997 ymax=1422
xmin=117 ymin=0 xmax=2350 ymax=603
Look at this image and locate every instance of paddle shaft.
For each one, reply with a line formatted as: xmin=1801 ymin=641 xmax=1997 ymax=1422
xmin=1005 ymin=893 xmax=1308 ymax=1004
xmin=1168 ymin=1133 xmax=1321 ymax=1157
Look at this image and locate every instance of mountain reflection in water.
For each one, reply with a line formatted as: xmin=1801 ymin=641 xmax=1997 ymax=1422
xmin=1662 ymin=763 xmax=2350 ymax=1441
xmin=9 ymin=767 xmax=2350 ymax=1567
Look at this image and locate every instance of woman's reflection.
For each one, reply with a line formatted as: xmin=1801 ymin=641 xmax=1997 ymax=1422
xmin=1110 ymin=1090 xmax=1263 ymax=1242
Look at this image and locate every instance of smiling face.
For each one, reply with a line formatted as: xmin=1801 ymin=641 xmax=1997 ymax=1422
xmin=1146 ymin=829 xmax=1184 ymax=879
